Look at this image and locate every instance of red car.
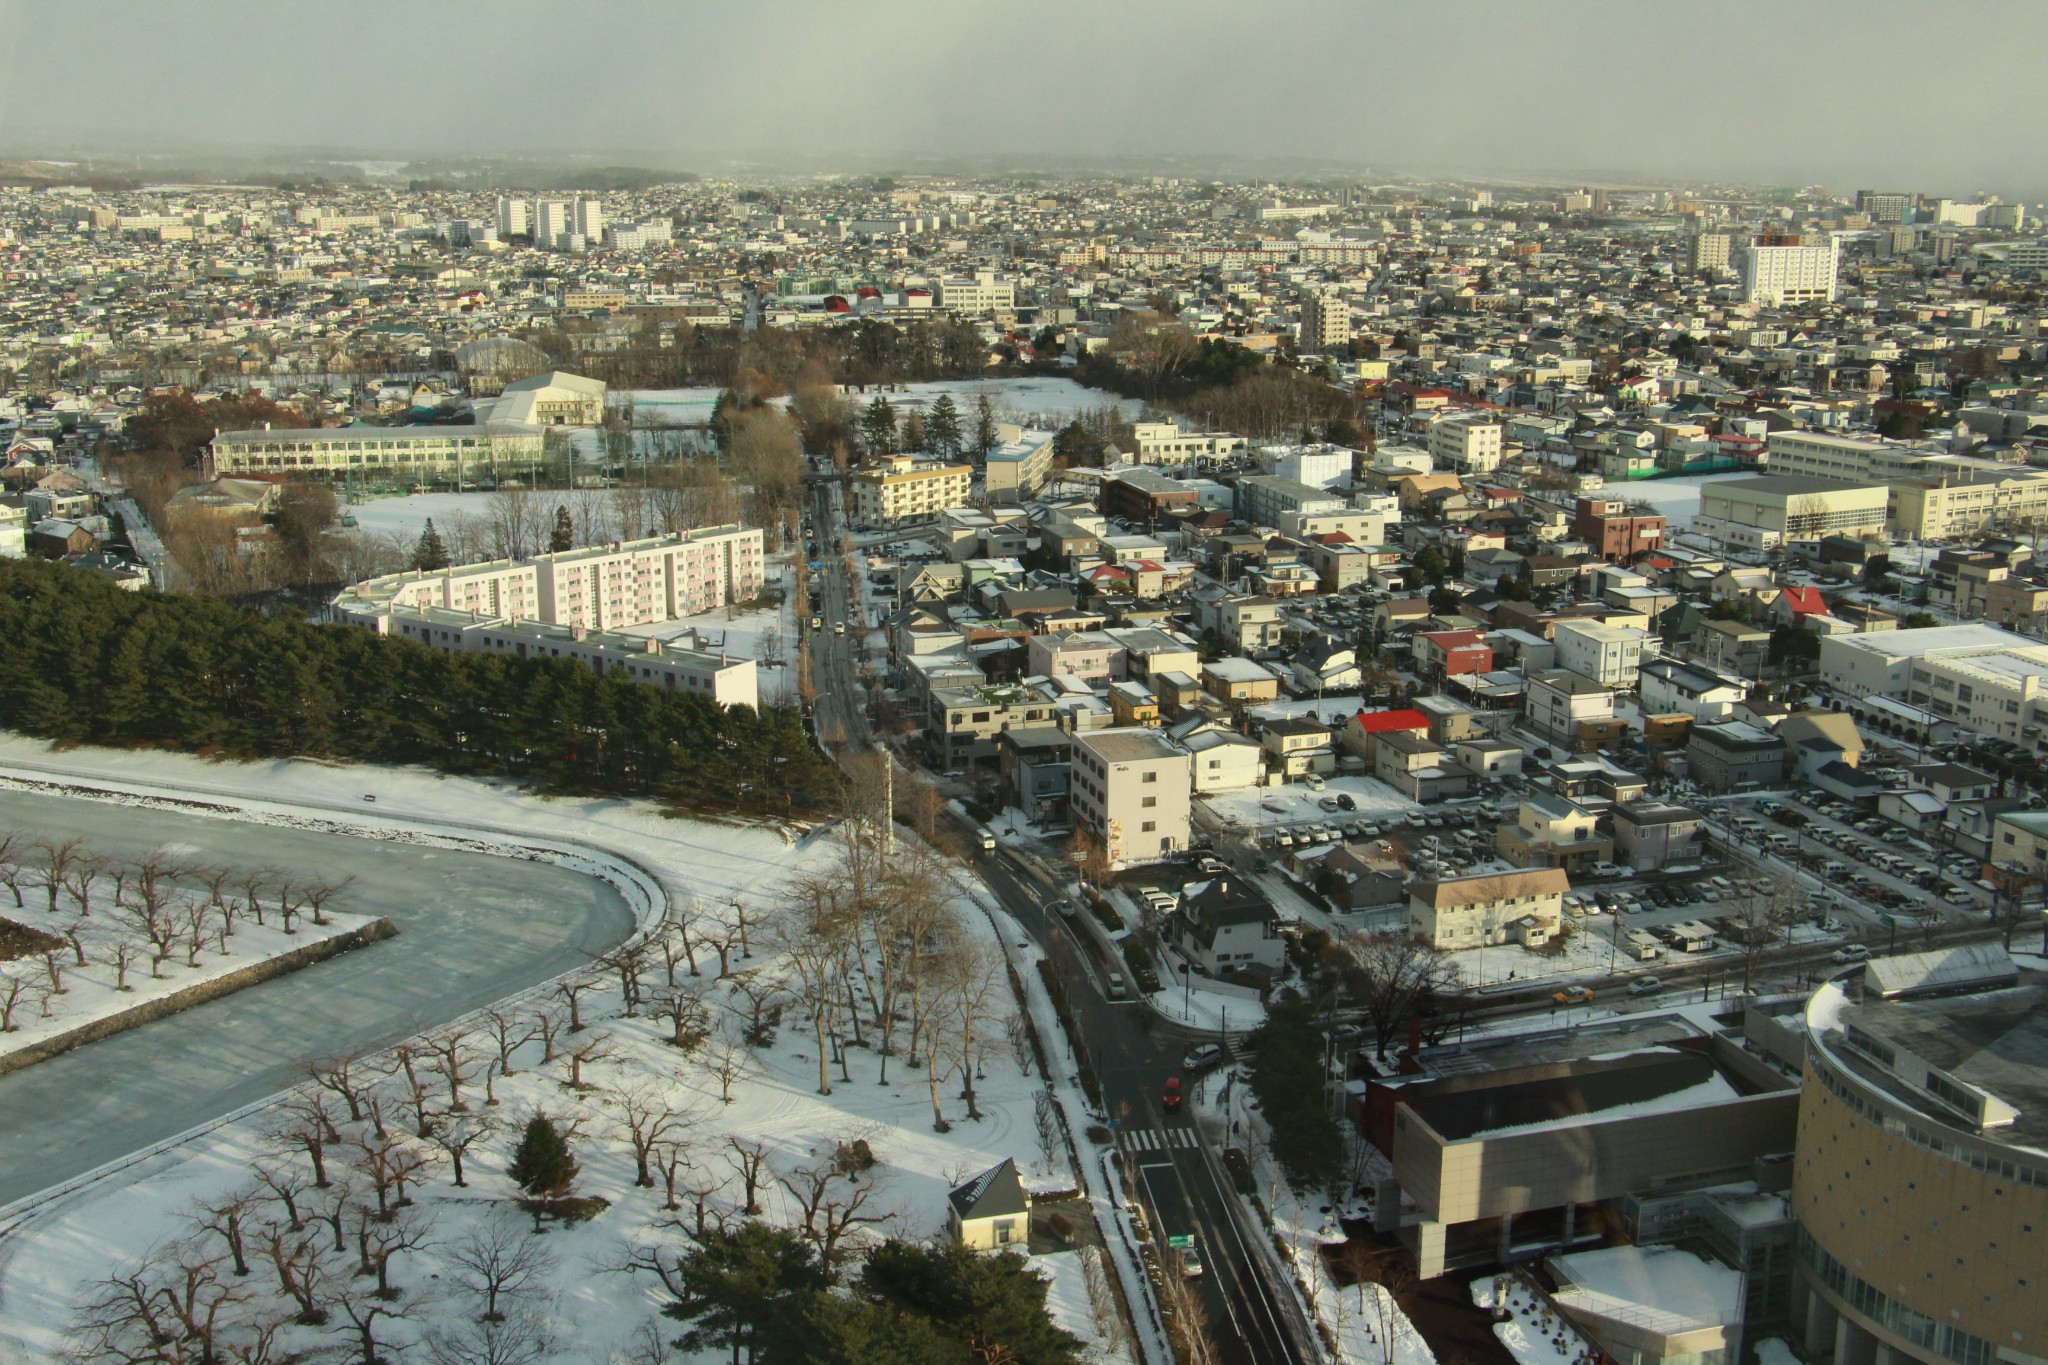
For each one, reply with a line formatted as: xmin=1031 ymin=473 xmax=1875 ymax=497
xmin=1163 ymin=1077 xmax=1182 ymax=1113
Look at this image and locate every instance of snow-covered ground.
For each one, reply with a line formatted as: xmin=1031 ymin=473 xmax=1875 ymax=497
xmin=0 ymin=874 xmax=371 ymax=1064
xmin=1606 ymin=471 xmax=1755 ymax=532
xmin=0 ymin=738 xmax=1135 ymax=1365
xmin=618 ymin=376 xmax=1141 ymax=429
xmin=1471 ymin=1273 xmax=1595 ymax=1365
xmin=611 ymin=564 xmax=799 ymax=705
xmin=340 ymin=488 xmax=508 ymax=546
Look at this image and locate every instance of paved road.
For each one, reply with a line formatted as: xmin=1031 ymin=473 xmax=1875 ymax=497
xmin=977 ymin=849 xmax=1311 ymax=1365
xmin=804 ymin=478 xmax=875 ymax=751
xmin=0 ymin=790 xmax=634 ymax=1207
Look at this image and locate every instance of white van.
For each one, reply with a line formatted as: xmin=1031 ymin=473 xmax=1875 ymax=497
xmin=978 ymin=829 xmax=997 ymax=853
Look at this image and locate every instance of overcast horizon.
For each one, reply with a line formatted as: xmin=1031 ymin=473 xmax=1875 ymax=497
xmin=2 ymin=0 xmax=2044 ymax=200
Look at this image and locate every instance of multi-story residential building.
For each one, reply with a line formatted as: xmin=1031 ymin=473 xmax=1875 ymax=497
xmin=494 ymin=195 xmax=529 ymax=240
xmin=1524 ymin=670 xmax=1616 ymax=747
xmin=334 ymin=528 xmax=765 ymax=632
xmin=1693 ymin=475 xmax=1888 ymax=550
xmin=530 ymin=198 xmax=570 ymax=249
xmin=983 ymin=428 xmax=1056 ymax=504
xmin=927 ymin=681 xmax=1064 ymax=770
xmin=1000 ymin=727 xmax=1072 ymax=828
xmin=1790 ymin=950 xmax=2047 ymax=1365
xmin=1181 ymin=726 xmax=1264 ymax=791
xmin=209 ymin=424 xmax=546 ymax=484
xmin=1407 ymin=867 xmax=1567 ymax=950
xmin=1070 ymin=727 xmax=1192 ymax=864
xmin=1101 ymin=468 xmax=1200 ymax=523
xmin=363 ymin=606 xmax=758 ymax=708
xmin=1026 ymin=631 xmax=1126 ymax=685
xmin=1685 ymin=720 xmax=1788 ymax=791
xmin=1926 ymin=548 xmax=2017 ymax=617
xmin=1573 ymin=496 xmax=1666 ymax=562
xmin=1200 ymin=656 xmax=1281 ymax=707
xmin=1260 ymin=716 xmax=1336 ymax=780
xmin=1413 ymin=629 xmax=1494 ymax=682
xmin=1738 ymin=232 xmax=1838 ymax=305
xmin=1639 ymin=658 xmax=1745 ymax=721
xmin=851 ymin=456 xmax=972 ymax=528
xmin=1609 ymin=799 xmax=1704 ymax=870
xmin=1686 ymin=231 xmax=1731 ymax=270
xmin=1374 ymin=729 xmax=1471 ymax=803
xmin=1494 ymin=794 xmax=1611 ymax=872
xmin=1552 ymin=620 xmax=1649 ymax=689
xmin=1426 ymin=414 xmax=1504 ymax=473
xmin=1297 ymin=287 xmax=1351 ymax=352
xmin=1986 ymin=575 xmax=2048 ymax=633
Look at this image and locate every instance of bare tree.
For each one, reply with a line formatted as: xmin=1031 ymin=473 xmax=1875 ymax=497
xmin=427 ymin=1110 xmax=499 ymax=1188
xmin=35 ymin=837 xmax=84 ymax=914
xmin=252 ymin=1161 xmax=312 ymax=1233
xmin=1034 ymin=1090 xmax=1064 ymax=1177
xmin=607 ymin=1082 xmax=692 ymax=1188
xmin=59 ymin=849 xmax=110 ymax=918
xmin=531 ymin=1003 xmax=569 ymax=1064
xmin=443 ymin=1209 xmax=558 ymax=1323
xmin=309 ymin=1050 xmax=385 ymax=1126
xmin=254 ymin=1219 xmax=332 ymax=1326
xmin=650 ymin=979 xmax=714 ymax=1051
xmin=71 ymin=1242 xmax=278 ymax=1365
xmin=191 ymin=1185 xmax=263 ymax=1277
xmin=1340 ymin=929 xmax=1461 ymax=1060
xmin=937 ymin=937 xmax=1006 ymax=1123
xmin=775 ymin=1151 xmax=890 ymax=1280
xmin=300 ymin=876 xmax=355 ymax=927
xmin=425 ymin=1313 xmax=553 ymax=1365
xmin=350 ymin=1198 xmax=436 ymax=1298
xmin=705 ymin=1020 xmax=754 ymax=1104
xmin=724 ymin=1136 xmax=770 ymax=1216
xmin=0 ymin=968 xmax=48 ymax=1031
xmin=482 ymin=1007 xmax=538 ymax=1078
xmin=426 ymin=1026 xmax=479 ymax=1112
xmin=593 ymin=939 xmax=654 ymax=1016
xmin=114 ymin=891 xmax=181 ymax=977
xmin=324 ymin=1251 xmax=415 ymax=1364
xmin=391 ymin=1043 xmax=436 ymax=1138
xmin=554 ymin=976 xmax=597 ymax=1033
xmin=1727 ymin=875 xmax=1805 ymax=993
xmin=347 ymin=1128 xmax=437 ymax=1216
xmin=561 ymin=1029 xmax=624 ymax=1091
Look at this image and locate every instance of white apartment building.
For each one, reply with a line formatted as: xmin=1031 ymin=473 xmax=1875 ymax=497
xmin=1236 ymin=475 xmax=1346 ymax=529
xmin=1552 ymin=619 xmax=1651 ymax=689
xmin=530 ymin=199 xmax=570 ymax=249
xmin=983 ymin=428 xmax=1056 ymax=504
xmin=1279 ymin=508 xmax=1394 ymax=544
xmin=1298 ymin=287 xmax=1351 ymax=352
xmin=571 ymin=198 xmax=604 ymax=245
xmin=0 ymin=501 xmax=25 ymax=559
xmin=334 ymin=527 xmax=766 ymax=632
xmin=368 ymin=606 xmax=759 ymax=709
xmin=1426 ymin=414 xmax=1504 ymax=473
xmin=933 ymin=270 xmax=1014 ymax=314
xmin=852 ymin=457 xmax=973 ymax=528
xmin=1693 ymin=475 xmax=1888 ymax=550
xmin=1688 ymin=232 xmax=1731 ymax=270
xmin=1739 ymin=234 xmax=1838 ymax=306
xmin=1130 ymin=421 xmax=1248 ymax=464
xmin=494 ymin=196 xmax=529 ymax=240
xmin=1070 ymin=727 xmax=1192 ymax=865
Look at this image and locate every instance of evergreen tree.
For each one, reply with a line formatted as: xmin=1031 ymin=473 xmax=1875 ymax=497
xmin=972 ymin=392 xmax=1000 ymax=459
xmin=858 ymin=1242 xmax=1085 ymax=1365
xmin=667 ymin=1224 xmax=825 ymax=1365
xmin=507 ymin=1114 xmax=578 ymax=1199
xmin=926 ymin=394 xmax=963 ymax=458
xmin=901 ymin=409 xmax=929 ymax=453
xmin=858 ymin=396 xmax=897 ymax=455
xmin=549 ymin=505 xmax=575 ymax=553
xmin=411 ymin=520 xmax=451 ymax=571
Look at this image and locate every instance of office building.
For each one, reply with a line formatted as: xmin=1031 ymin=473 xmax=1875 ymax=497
xmin=1791 ymin=948 xmax=2047 ymax=1365
xmin=1739 ymin=234 xmax=1839 ymax=306
xmin=933 ymin=270 xmax=1014 ymax=314
xmin=983 ymin=428 xmax=1057 ymax=504
xmin=1818 ymin=623 xmax=2044 ymax=698
xmin=1069 ymin=727 xmax=1192 ymax=864
xmin=1130 ymin=421 xmax=1248 ymax=465
xmin=1855 ymin=190 xmax=1914 ymax=223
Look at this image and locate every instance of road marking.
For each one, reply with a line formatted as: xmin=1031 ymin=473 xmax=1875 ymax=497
xmin=1125 ymin=1127 xmax=1200 ymax=1151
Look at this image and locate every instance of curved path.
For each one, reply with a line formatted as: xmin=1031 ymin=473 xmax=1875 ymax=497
xmin=0 ymin=788 xmax=637 ymax=1208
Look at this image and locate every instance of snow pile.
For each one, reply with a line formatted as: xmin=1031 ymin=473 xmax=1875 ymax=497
xmin=1471 ymin=1273 xmax=1596 ymax=1365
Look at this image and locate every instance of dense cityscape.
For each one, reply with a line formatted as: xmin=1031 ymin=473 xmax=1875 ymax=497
xmin=1 ymin=7 xmax=2046 ymax=1365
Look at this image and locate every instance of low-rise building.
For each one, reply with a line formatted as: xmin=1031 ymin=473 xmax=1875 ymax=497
xmin=1495 ymin=793 xmax=1612 ymax=873
xmin=1171 ymin=875 xmax=1285 ymax=980
xmin=1639 ymin=659 xmax=1745 ymax=721
xmin=1375 ymin=729 xmax=1474 ymax=804
xmin=1552 ymin=619 xmax=1649 ymax=689
xmin=1685 ymin=720 xmax=1788 ymax=792
xmin=947 ymin=1158 xmax=1030 ymax=1253
xmin=1524 ymin=670 xmax=1616 ymax=747
xmin=1693 ymin=476 xmax=1888 ymax=551
xmin=1610 ymin=799 xmax=1705 ymax=870
xmin=1407 ymin=867 xmax=1568 ymax=950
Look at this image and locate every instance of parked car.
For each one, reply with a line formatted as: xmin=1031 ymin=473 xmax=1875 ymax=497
xmin=1336 ymin=793 xmax=1358 ymax=812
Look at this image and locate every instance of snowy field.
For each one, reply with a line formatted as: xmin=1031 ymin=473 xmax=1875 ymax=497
xmin=0 ymin=738 xmax=1132 ymax=1365
xmin=340 ymin=488 xmax=510 ymax=547
xmin=618 ymin=377 xmax=1141 ymax=429
xmin=1603 ymin=471 xmax=1756 ymax=532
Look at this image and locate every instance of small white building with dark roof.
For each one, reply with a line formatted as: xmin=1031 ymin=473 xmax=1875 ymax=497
xmin=947 ymin=1157 xmax=1030 ymax=1253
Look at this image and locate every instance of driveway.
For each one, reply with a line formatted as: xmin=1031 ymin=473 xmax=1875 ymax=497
xmin=0 ymin=790 xmax=634 ymax=1208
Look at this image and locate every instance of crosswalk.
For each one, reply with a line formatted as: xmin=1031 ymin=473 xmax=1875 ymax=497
xmin=1124 ymin=1127 xmax=1201 ymax=1152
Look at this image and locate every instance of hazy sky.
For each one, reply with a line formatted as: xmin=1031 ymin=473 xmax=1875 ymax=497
xmin=2 ymin=0 xmax=2042 ymax=196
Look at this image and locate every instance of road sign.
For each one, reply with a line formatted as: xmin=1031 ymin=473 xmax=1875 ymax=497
xmin=1167 ymin=1234 xmax=1194 ymax=1249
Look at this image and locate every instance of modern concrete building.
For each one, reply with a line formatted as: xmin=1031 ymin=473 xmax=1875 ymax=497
xmin=1235 ymin=474 xmax=1345 ymax=529
xmin=933 ymin=270 xmax=1015 ymax=314
xmin=983 ymin=428 xmax=1057 ymax=504
xmin=1298 ymin=287 xmax=1352 ymax=352
xmin=1553 ymin=619 xmax=1650 ymax=689
xmin=1574 ymin=496 xmax=1667 ymax=562
xmin=1367 ymin=1035 xmax=1799 ymax=1279
xmin=851 ymin=456 xmax=972 ymax=528
xmin=333 ymin=527 xmax=766 ymax=632
xmin=1070 ymin=727 xmax=1192 ymax=864
xmin=1610 ymin=799 xmax=1705 ymax=870
xmin=1791 ymin=948 xmax=2048 ymax=1365
xmin=1818 ymin=624 xmax=2047 ymax=703
xmin=1685 ymin=720 xmax=1788 ymax=792
xmin=1693 ymin=476 xmax=1888 ymax=551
